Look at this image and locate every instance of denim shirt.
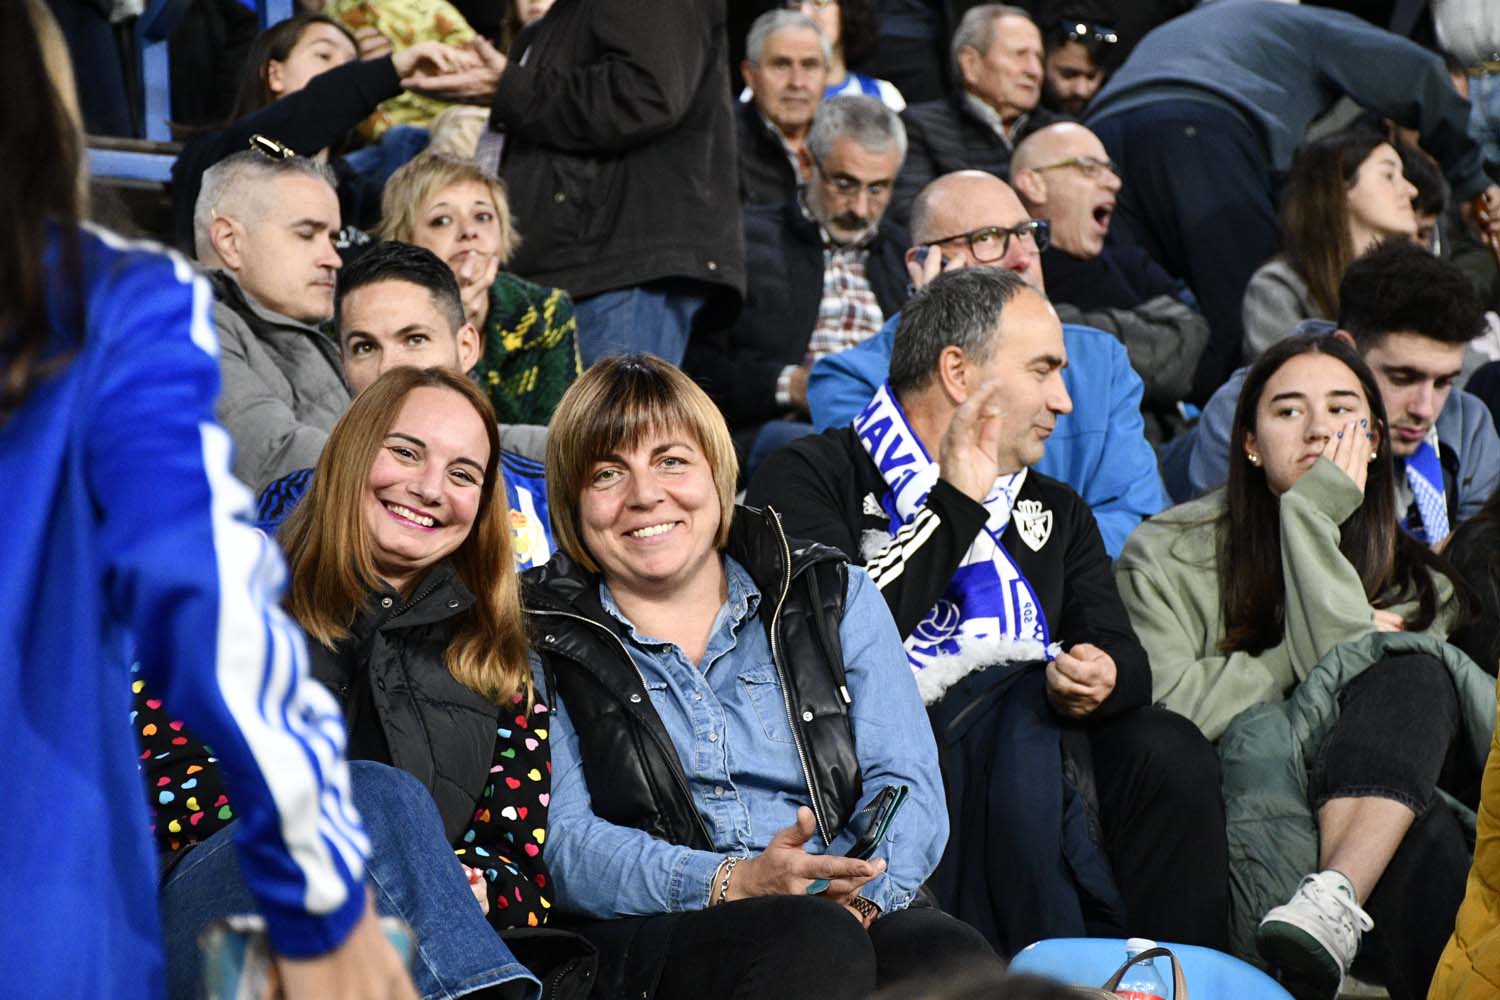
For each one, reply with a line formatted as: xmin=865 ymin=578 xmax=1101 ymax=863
xmin=539 ymin=556 xmax=946 ymax=918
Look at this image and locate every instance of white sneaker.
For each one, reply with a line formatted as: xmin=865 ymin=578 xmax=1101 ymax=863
xmin=1256 ymin=871 xmax=1373 ymax=999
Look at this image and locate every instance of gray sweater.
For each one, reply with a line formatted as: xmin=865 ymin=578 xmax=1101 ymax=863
xmin=209 ymin=271 xmax=350 ymax=493
xmin=1241 ymin=256 xmax=1321 ymax=363
xmin=1087 ymin=0 xmax=1494 ymax=200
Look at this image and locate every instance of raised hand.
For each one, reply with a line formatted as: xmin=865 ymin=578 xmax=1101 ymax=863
xmin=728 ymin=807 xmax=884 ymax=901
xmin=939 ymin=378 xmax=1009 ymax=503
xmin=1320 ymin=417 xmax=1371 ymax=494
xmin=392 ymin=40 xmax=476 ymax=81
xmin=400 ymin=36 xmax=507 ymax=103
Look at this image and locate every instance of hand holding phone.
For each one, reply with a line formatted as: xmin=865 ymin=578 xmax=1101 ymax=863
xmin=807 ymin=784 xmax=909 ymax=894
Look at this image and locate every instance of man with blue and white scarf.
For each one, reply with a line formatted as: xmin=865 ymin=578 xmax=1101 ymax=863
xmin=747 ymin=266 xmax=1227 ymax=956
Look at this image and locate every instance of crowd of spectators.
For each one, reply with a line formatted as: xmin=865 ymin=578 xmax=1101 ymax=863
xmin=16 ymin=0 xmax=1500 ymax=998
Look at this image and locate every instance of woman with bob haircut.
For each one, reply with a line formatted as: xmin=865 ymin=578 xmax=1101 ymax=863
xmin=524 ymin=354 xmax=999 ymax=998
xmin=380 ymin=152 xmax=581 ymax=427
xmin=1116 ymin=335 xmax=1494 ymax=1000
xmin=143 ymin=366 xmax=569 ymax=999
xmin=1241 ymin=130 xmax=1419 ymax=362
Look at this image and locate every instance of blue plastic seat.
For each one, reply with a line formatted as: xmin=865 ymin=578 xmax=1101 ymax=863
xmin=1007 ymin=937 xmax=1294 ymax=999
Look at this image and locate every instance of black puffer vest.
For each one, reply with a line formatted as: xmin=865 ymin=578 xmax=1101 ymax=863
xmin=523 ymin=505 xmax=862 ymax=849
xmin=309 ymin=562 xmax=500 ymax=842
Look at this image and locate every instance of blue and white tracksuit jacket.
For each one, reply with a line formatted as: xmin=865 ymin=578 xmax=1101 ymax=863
xmin=0 ymin=226 xmax=369 ymax=997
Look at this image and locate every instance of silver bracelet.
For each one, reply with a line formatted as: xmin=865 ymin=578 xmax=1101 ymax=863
xmin=714 ymin=856 xmax=741 ymax=906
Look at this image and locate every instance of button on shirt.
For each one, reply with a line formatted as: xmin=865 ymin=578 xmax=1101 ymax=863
xmin=538 ymin=556 xmax=947 ymax=919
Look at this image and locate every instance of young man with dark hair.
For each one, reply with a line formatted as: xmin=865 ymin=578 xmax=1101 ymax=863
xmin=255 ymin=240 xmax=555 ymax=568
xmin=1176 ymin=240 xmax=1500 ymax=543
xmin=1037 ymin=3 xmax=1116 ymax=116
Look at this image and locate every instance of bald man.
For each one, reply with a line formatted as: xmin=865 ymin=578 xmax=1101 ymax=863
xmin=193 ymin=150 xmax=350 ymax=492
xmin=1010 ymin=122 xmax=1207 ymax=422
xmin=803 ymin=169 xmax=1166 ymax=557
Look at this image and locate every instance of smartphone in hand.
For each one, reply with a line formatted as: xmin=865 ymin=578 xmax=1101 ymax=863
xmin=807 ymin=784 xmax=909 ymax=894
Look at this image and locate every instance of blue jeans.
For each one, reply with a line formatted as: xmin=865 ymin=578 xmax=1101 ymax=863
xmin=572 ymin=282 xmax=705 ymax=367
xmin=160 ymin=761 xmax=539 ymax=1000
xmin=1469 ymin=73 xmax=1500 ymax=167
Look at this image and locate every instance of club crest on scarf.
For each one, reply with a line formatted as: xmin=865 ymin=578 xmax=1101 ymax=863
xmin=856 ymin=383 xmax=1053 ymax=704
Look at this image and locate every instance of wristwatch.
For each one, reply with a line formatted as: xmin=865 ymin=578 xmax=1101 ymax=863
xmin=849 ymin=895 xmax=882 ymax=923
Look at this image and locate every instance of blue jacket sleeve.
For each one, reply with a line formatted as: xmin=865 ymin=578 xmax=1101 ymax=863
xmin=808 ymin=319 xmax=897 ymax=432
xmin=819 ymin=568 xmax=947 ymax=913
xmin=1063 ymin=334 xmax=1166 ymax=557
xmin=1451 ymin=389 xmax=1500 ymax=523
xmin=86 ymin=246 xmax=369 ymax=958
xmin=533 ymin=656 xmax=725 ymax=918
xmin=1186 ymin=367 xmax=1245 ymax=499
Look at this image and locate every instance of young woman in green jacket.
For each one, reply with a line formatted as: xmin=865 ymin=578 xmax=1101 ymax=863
xmin=1116 ymin=335 xmax=1473 ymax=1000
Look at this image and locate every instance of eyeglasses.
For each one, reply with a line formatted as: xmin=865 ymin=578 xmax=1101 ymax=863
xmin=925 ymin=219 xmax=1050 ymax=261
xmin=811 ymin=155 xmax=893 ymax=200
xmin=784 ymin=0 xmax=836 ymax=8
xmin=1061 ymin=21 xmax=1118 ymax=45
xmin=1034 ymin=155 xmax=1118 ymax=179
xmin=248 ymin=133 xmax=296 ymax=159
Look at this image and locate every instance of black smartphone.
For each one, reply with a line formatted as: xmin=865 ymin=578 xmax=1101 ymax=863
xmin=807 ymin=784 xmax=909 ymax=894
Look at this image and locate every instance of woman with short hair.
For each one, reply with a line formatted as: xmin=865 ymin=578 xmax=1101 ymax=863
xmin=525 ymin=354 xmax=999 ymax=999
xmin=380 ymin=152 xmax=581 ymax=427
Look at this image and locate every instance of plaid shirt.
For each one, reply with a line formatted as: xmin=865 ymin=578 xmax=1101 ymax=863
xmin=776 ymin=205 xmax=885 ymax=407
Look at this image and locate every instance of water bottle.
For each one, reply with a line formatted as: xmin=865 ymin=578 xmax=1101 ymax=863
xmin=1115 ymin=937 xmax=1169 ymax=1000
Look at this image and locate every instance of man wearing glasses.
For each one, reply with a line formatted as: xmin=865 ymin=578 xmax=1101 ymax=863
xmin=686 ymin=95 xmax=910 ymax=474
xmin=891 ymin=5 xmax=1060 ymax=227
xmin=798 ymin=169 xmax=1166 ymax=559
xmin=1011 ymin=122 xmax=1208 ymax=433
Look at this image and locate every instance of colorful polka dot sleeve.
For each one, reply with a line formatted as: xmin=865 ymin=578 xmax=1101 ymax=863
xmin=457 ymin=691 xmax=554 ymax=929
xmin=131 ymin=663 xmax=235 ymax=858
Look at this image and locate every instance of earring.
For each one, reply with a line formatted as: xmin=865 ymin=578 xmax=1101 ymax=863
xmin=1247 ymin=453 xmax=1261 ymax=466
xmin=1369 ymin=450 xmax=1379 ymax=462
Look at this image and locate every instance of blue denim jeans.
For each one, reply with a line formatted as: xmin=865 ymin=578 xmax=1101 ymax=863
xmin=572 ymin=282 xmax=705 ymax=367
xmin=160 ymin=761 xmax=539 ymax=1000
xmin=342 ymin=126 xmax=432 ymax=192
xmin=1468 ymin=73 xmax=1500 ymax=167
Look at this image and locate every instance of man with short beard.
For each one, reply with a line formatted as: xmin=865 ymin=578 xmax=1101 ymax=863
xmin=686 ymin=95 xmax=909 ymax=470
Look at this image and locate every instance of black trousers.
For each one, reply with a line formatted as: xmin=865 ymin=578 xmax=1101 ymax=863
xmin=1090 ymin=705 xmax=1231 ymax=951
xmin=1315 ymin=653 xmax=1474 ymax=1000
xmin=1089 ymin=99 xmax=1279 ymax=399
xmin=566 ymin=895 xmax=1001 ymax=1000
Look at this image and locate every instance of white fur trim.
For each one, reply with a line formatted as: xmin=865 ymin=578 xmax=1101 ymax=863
xmin=912 ymin=637 xmax=1061 ymax=705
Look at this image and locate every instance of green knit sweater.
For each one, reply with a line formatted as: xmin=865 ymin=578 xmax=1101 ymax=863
xmin=1115 ymin=458 xmax=1456 ymax=741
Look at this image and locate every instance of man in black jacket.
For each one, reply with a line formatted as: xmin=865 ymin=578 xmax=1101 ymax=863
xmin=746 ymin=266 xmax=1228 ymax=955
xmin=891 ymin=4 xmax=1062 ymax=227
xmin=737 ymin=9 xmax=829 ymax=207
xmin=399 ymin=0 xmax=745 ymax=368
xmin=689 ymin=95 xmax=910 ymax=471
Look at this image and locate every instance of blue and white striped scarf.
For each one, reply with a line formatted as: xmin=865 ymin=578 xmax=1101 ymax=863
xmin=1402 ymin=426 xmax=1449 ymax=544
xmin=854 ymin=382 xmax=1054 ymax=703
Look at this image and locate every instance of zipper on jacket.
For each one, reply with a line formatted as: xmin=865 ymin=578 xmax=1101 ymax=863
xmin=765 ymin=506 xmax=834 ymax=846
xmin=526 ymin=605 xmax=715 ymax=848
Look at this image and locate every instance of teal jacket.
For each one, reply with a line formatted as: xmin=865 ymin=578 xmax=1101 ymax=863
xmin=1218 ymin=631 xmax=1494 ymax=963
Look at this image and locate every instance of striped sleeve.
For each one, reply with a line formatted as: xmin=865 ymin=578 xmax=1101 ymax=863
xmin=85 ymin=235 xmax=368 ymax=957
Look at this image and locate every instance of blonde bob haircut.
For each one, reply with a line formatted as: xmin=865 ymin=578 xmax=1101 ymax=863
xmin=547 ymin=355 xmax=739 ymax=575
xmin=280 ymin=366 xmax=530 ymax=705
xmin=377 ymin=151 xmax=521 ymax=266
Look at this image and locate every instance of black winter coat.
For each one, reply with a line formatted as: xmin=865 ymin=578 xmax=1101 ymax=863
xmin=491 ymin=0 xmax=745 ymax=327
xmin=523 ymin=505 xmax=864 ymax=849
xmin=685 ymin=198 xmax=910 ymax=434
xmin=892 ymin=93 xmax=1062 ymax=227
xmin=736 ymin=99 xmax=800 ymax=208
xmin=309 ymin=562 xmax=498 ymax=842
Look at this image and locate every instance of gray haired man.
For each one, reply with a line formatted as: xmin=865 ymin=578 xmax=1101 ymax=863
xmin=687 ymin=94 xmax=910 ymax=472
xmin=738 ymin=8 xmax=832 ymax=206
xmin=194 ymin=149 xmax=350 ymax=492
